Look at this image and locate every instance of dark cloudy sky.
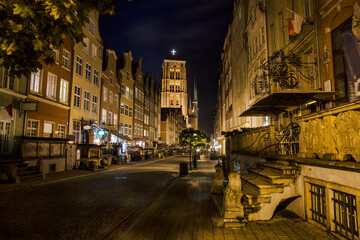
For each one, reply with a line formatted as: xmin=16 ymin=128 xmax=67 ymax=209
xmin=100 ymin=0 xmax=233 ymax=135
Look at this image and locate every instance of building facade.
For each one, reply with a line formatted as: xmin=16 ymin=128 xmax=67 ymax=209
xmin=26 ymin=37 xmax=73 ymax=139
xmin=118 ymin=51 xmax=134 ymax=140
xmin=160 ymin=53 xmax=188 ymax=122
xmin=69 ymin=10 xmax=103 ymax=144
xmin=100 ymin=49 xmax=120 ymax=143
xmin=132 ymin=57 xmax=145 ymax=148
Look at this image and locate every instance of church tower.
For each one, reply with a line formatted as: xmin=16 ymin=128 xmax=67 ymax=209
xmin=160 ymin=50 xmax=188 ymax=120
xmin=188 ymin=79 xmax=199 ymax=129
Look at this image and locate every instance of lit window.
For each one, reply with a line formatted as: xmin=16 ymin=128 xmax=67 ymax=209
xmin=121 ymin=102 xmax=124 ymax=114
xmin=108 ymin=111 xmax=112 ymax=125
xmin=30 ymin=69 xmax=41 ymax=93
xmin=91 ymin=43 xmax=97 ymax=59
xmin=109 ymin=90 xmax=113 ymax=105
xmin=114 ymin=114 xmax=118 ymax=128
xmin=126 ymin=87 xmax=130 ymax=99
xmin=73 ymin=120 xmax=81 ymax=143
xmin=103 ymin=87 xmax=108 ymax=102
xmin=101 ymin=109 xmax=107 ymax=124
xmin=59 ymin=79 xmax=69 ymax=103
xmin=46 ymin=72 xmax=57 ymax=98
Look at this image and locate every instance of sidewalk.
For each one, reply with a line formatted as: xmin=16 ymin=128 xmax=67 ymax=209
xmin=0 ymin=156 xmax=172 ymax=193
xmin=117 ymin=157 xmax=337 ymax=240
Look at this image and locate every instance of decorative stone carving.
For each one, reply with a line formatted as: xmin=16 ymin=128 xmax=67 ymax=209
xmin=211 ymin=163 xmax=224 ymax=194
xmin=332 ymin=111 xmax=360 ymax=162
xmin=222 ymin=172 xmax=245 ymax=227
xmin=299 ymin=111 xmax=360 ymax=162
xmin=353 ymin=2 xmax=360 ymax=43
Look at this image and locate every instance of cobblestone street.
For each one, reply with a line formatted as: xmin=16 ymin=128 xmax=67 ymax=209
xmin=0 ymin=156 xmax=337 ymax=240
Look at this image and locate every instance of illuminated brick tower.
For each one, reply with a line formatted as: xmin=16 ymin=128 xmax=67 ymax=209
xmin=160 ymin=50 xmax=188 ymax=121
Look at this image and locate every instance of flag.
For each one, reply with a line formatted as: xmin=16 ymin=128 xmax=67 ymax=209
xmin=288 ymin=19 xmax=296 ymax=36
xmin=5 ymin=104 xmax=12 ymax=117
xmin=294 ymin=12 xmax=304 ymax=34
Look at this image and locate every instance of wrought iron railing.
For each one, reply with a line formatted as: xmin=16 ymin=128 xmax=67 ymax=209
xmin=0 ymin=134 xmax=20 ymax=155
xmin=275 ymin=123 xmax=300 ymax=155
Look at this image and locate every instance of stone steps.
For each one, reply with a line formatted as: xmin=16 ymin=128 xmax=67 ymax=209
xmin=241 ymin=158 xmax=299 ymax=220
xmin=241 ymin=173 xmax=284 ymax=195
xmin=248 ymin=168 xmax=295 ymax=184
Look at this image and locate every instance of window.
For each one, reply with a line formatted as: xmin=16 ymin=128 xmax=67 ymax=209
xmin=114 ymin=114 xmax=118 ymax=128
xmin=103 ymin=87 xmax=108 ymax=102
xmin=89 ymin=19 xmax=95 ymax=35
xmin=114 ymin=94 xmax=118 ymax=107
xmin=74 ymin=85 xmax=81 ymax=108
xmin=57 ymin=125 xmax=66 ymax=138
xmin=93 ymin=69 xmax=99 ymax=86
xmin=331 ymin=17 xmax=353 ymax=104
xmin=76 ymin=55 xmax=83 ymax=76
xmin=0 ymin=121 xmax=11 ymax=136
xmin=129 ymin=124 xmax=132 ymax=135
xmin=59 ymin=79 xmax=69 ymax=103
xmin=62 ymin=49 xmax=70 ymax=69
xmin=124 ymin=123 xmax=128 ymax=135
xmin=130 ymin=89 xmax=133 ymax=100
xmin=83 ymin=37 xmax=90 ymax=53
xmin=110 ymin=71 xmax=113 ymax=84
xmin=261 ymin=26 xmax=265 ymax=45
xmin=92 ymin=95 xmax=98 ymax=113
xmin=332 ymin=190 xmax=358 ymax=240
xmin=126 ymin=87 xmax=130 ymax=99
xmin=310 ymin=184 xmax=327 ymax=226
xmin=119 ymin=122 xmax=123 ymax=134
xmin=170 ymin=83 xmax=174 ymax=92
xmin=30 ymin=69 xmax=41 ymax=93
xmin=101 ymin=109 xmax=107 ymax=124
xmin=121 ymin=102 xmax=125 ymax=114
xmin=109 ymin=90 xmax=113 ymax=105
xmin=46 ymin=72 xmax=57 ymax=98
xmin=129 ymin=107 xmax=133 ymax=117
xmin=125 ymin=105 xmax=129 ymax=116
xmin=121 ymin=84 xmax=126 ymax=96
xmin=126 ymin=72 xmax=130 ymax=81
xmin=53 ymin=49 xmax=59 ymax=63
xmin=91 ymin=43 xmax=97 ymax=59
xmin=26 ymin=119 xmax=39 ymax=137
xmin=170 ymin=69 xmax=174 ymax=79
xmin=73 ymin=120 xmax=81 ymax=143
xmin=84 ymin=90 xmax=90 ymax=111
xmin=85 ymin=63 xmax=91 ymax=81
xmin=108 ymin=111 xmax=112 ymax=125
xmin=2 ymin=69 xmax=15 ymax=91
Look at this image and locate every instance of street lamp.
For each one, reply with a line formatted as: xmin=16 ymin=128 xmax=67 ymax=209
xmin=189 ymin=133 xmax=196 ymax=170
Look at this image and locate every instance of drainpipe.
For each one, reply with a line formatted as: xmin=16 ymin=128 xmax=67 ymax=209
xmin=68 ymin=41 xmax=76 ymax=136
xmin=313 ymin=0 xmax=321 ymax=91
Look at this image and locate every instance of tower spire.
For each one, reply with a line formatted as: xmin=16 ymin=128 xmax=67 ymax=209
xmin=193 ymin=77 xmax=198 ymax=102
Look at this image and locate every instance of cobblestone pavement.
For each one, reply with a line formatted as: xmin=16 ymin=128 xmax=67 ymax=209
xmin=0 ymin=156 xmax=337 ymax=240
xmin=0 ymin=156 xmax=186 ymax=240
xmin=120 ymin=158 xmax=337 ymax=240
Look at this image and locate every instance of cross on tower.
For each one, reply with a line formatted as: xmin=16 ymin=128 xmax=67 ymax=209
xmin=171 ymin=49 xmax=176 ymax=55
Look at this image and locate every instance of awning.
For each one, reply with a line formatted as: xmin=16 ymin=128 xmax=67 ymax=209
xmin=109 ymin=130 xmax=133 ymax=141
xmin=240 ymin=90 xmax=337 ymax=117
xmin=240 ymin=106 xmax=288 ymax=117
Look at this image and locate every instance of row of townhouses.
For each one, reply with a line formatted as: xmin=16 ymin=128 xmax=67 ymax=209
xmin=0 ymin=10 xmax=162 ymax=159
xmin=214 ymin=0 xmax=360 ymax=239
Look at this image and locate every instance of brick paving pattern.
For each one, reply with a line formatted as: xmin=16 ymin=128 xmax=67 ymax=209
xmin=119 ymin=158 xmax=337 ymax=240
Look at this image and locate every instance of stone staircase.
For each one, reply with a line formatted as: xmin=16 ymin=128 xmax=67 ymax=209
xmin=241 ymin=158 xmax=300 ymax=221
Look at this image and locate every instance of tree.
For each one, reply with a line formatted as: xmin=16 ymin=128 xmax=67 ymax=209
xmin=0 ymin=0 xmax=116 ymax=77
xmin=179 ymin=128 xmax=210 ymax=170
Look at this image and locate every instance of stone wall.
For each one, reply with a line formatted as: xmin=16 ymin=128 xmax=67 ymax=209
xmin=298 ymin=110 xmax=360 ymax=162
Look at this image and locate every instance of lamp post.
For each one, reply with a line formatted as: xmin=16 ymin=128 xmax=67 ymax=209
xmin=189 ymin=133 xmax=196 ymax=170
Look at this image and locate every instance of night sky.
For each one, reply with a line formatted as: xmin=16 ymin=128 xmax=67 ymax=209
xmin=99 ymin=0 xmax=233 ymax=135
